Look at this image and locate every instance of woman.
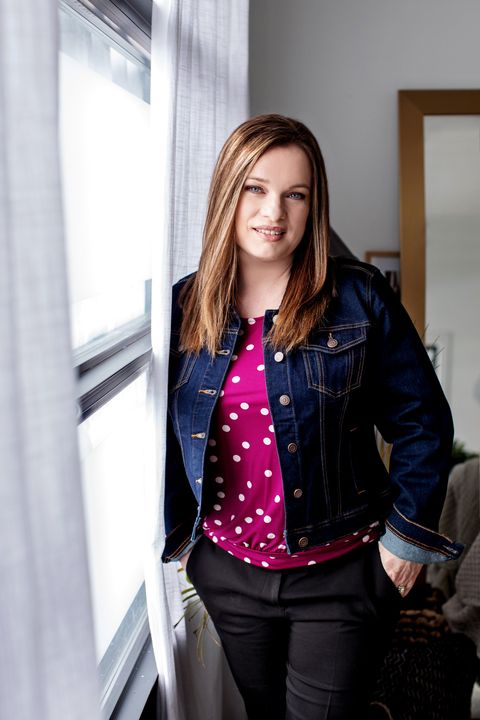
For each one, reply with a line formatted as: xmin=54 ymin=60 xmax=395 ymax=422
xmin=162 ymin=114 xmax=463 ymax=719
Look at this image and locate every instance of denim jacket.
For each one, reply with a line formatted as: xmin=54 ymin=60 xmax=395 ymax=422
xmin=161 ymin=257 xmax=464 ymax=565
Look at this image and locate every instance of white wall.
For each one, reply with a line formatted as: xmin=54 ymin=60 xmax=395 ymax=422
xmin=249 ymin=0 xmax=480 ymax=260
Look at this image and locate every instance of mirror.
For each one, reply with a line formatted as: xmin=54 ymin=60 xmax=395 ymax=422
xmin=399 ymin=90 xmax=480 ymax=456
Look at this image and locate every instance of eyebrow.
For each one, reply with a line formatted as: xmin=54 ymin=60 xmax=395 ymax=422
xmin=246 ymin=176 xmax=311 ymax=191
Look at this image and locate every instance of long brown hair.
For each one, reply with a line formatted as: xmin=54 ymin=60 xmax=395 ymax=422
xmin=179 ymin=113 xmax=334 ymax=355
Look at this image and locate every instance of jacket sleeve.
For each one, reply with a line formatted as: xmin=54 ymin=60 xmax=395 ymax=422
xmin=368 ymin=268 xmax=464 ymax=564
xmin=161 ymin=410 xmax=199 ymax=563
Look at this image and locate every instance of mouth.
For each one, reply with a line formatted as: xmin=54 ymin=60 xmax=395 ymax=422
xmin=253 ymin=227 xmax=287 ymax=239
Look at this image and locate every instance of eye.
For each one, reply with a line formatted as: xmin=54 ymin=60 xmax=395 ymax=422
xmin=288 ymin=191 xmax=306 ymax=200
xmin=244 ymin=185 xmax=263 ymax=194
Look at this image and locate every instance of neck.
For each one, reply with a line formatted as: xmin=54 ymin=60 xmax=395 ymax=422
xmin=236 ymin=256 xmax=292 ymax=318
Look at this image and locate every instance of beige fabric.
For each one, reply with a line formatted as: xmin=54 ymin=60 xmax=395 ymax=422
xmin=428 ymin=457 xmax=480 ymax=654
xmin=427 ymin=457 xmax=480 ymax=598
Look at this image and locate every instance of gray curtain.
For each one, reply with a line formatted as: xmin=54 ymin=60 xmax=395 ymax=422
xmin=0 ymin=1 xmax=101 ymax=718
xmin=145 ymin=1 xmax=249 ymax=718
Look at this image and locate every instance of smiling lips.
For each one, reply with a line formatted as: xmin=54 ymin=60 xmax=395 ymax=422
xmin=253 ymin=225 xmax=286 ymax=238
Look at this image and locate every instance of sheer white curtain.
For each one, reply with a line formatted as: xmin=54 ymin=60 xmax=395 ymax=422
xmin=145 ymin=1 xmax=249 ymax=718
xmin=0 ymin=1 xmax=101 ymax=718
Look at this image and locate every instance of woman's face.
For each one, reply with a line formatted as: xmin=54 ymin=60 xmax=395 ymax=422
xmin=234 ymin=144 xmax=312 ymax=266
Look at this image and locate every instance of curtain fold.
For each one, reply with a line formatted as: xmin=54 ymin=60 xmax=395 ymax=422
xmin=0 ymin=1 xmax=101 ymax=718
xmin=146 ymin=1 xmax=249 ymax=718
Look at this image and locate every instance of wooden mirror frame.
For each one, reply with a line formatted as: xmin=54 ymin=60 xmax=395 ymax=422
xmin=398 ymin=89 xmax=480 ymax=333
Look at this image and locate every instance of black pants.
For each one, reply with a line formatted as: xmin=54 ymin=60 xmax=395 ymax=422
xmin=186 ymin=535 xmax=402 ymax=720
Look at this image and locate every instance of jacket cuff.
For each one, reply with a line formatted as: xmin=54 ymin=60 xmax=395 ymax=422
xmin=381 ymin=505 xmax=464 ymax=563
xmin=161 ymin=521 xmax=195 ymax=563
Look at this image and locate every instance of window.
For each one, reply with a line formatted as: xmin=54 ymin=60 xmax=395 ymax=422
xmin=59 ymin=1 xmax=155 ymax=715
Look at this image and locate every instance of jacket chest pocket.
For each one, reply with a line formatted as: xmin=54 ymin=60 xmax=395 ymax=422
xmin=301 ymin=326 xmax=367 ymax=398
xmin=169 ymin=347 xmax=197 ymax=392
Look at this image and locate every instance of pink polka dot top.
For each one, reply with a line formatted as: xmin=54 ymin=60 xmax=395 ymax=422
xmin=202 ymin=315 xmax=380 ymax=569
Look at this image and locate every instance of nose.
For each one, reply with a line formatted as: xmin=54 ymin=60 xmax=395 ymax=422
xmin=260 ymin=193 xmax=286 ymax=221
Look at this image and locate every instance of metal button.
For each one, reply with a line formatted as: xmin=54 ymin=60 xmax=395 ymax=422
xmin=216 ymin=348 xmax=230 ymax=355
xmin=272 ymin=314 xmax=279 ymax=324
xmin=293 ymin=488 xmax=303 ymax=498
xmin=191 ymin=432 xmax=206 ymax=439
xmin=195 ymin=477 xmax=203 ymax=485
xmin=279 ymin=394 xmax=291 ymax=406
xmin=287 ymin=442 xmax=298 ymax=453
xmin=327 ymin=332 xmax=338 ymax=349
xmin=199 ymin=388 xmax=217 ymax=395
xmin=298 ymin=536 xmax=309 ymax=548
xmin=274 ymin=351 xmax=284 ymax=362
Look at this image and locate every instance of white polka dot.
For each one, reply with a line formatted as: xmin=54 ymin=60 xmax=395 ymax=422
xmin=269 ymin=424 xmax=274 ymax=432
xmin=215 ymin=476 xmax=224 ymax=484
xmin=263 ymin=437 xmax=272 ymax=446
xmin=209 ymin=455 xmax=218 ymax=462
xmin=242 ymin=441 xmax=250 ymax=449
xmin=217 ymin=491 xmax=225 ymax=498
xmin=274 ymin=495 xmax=281 ymax=503
xmin=230 ymin=514 xmax=235 ymax=520
xmin=260 ymin=407 xmax=269 ymax=415
xmin=208 ymin=438 xmax=216 ymax=446
xmin=369 ymin=521 xmax=380 ymax=528
xmin=245 ymin=517 xmax=253 ymax=524
xmin=259 ymin=542 xmax=267 ymax=548
xmin=212 ymin=536 xmax=218 ymax=543
xmin=240 ymin=402 xmax=249 ymax=410
xmin=232 ymin=376 xmax=241 ymax=383
xmin=232 ymin=355 xmax=238 ymax=361
xmin=246 ymin=344 xmax=254 ymax=351
xmin=238 ymin=493 xmax=245 ymax=502
xmin=326 ymin=543 xmax=331 ymax=547
xmin=213 ymin=504 xmax=221 ymax=511
xmin=244 ymin=557 xmax=251 ymax=563
xmin=220 ymin=536 xmax=226 ymax=541
xmin=278 ymin=544 xmax=286 ymax=550
xmin=222 ymin=424 xmax=231 ymax=432
xmin=308 ymin=560 xmax=317 ymax=565
xmin=220 ymin=389 xmax=225 ymax=396
xmin=261 ymin=561 xmax=270 ymax=567
xmin=269 ymin=556 xmax=276 ymax=560
xmin=230 ymin=412 xmax=239 ymax=420
xmin=256 ymin=508 xmax=264 ymax=516
xmin=263 ymin=515 xmax=272 ymax=523
xmin=247 ymin=317 xmax=256 ymax=325
xmin=233 ymin=454 xmax=241 ymax=462
xmin=235 ymin=526 xmax=242 ymax=534
xmin=291 ymin=555 xmax=299 ymax=558
xmin=214 ymin=520 xmax=222 ymax=526
xmin=247 ymin=480 xmax=253 ymax=488
xmin=267 ymin=532 xmax=276 ymax=539
xmin=227 ymin=551 xmax=234 ymax=555
xmin=353 ymin=531 xmax=359 ymax=536
xmin=264 ymin=470 xmax=272 ymax=477
xmin=242 ymin=541 xmax=249 ymax=547
xmin=257 ymin=364 xmax=265 ymax=371
xmin=362 ymin=535 xmax=370 ymax=543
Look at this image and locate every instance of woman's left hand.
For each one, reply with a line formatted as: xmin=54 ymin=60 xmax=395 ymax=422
xmin=378 ymin=541 xmax=424 ymax=597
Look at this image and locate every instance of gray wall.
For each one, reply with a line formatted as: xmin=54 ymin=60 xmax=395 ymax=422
xmin=249 ymin=0 xmax=480 ymax=259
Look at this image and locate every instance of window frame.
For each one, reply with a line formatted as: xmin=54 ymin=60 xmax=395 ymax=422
xmin=60 ymin=1 xmax=158 ymax=717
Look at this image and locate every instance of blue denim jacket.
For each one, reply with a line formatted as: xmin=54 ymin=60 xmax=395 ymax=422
xmin=161 ymin=258 xmax=464 ymax=565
